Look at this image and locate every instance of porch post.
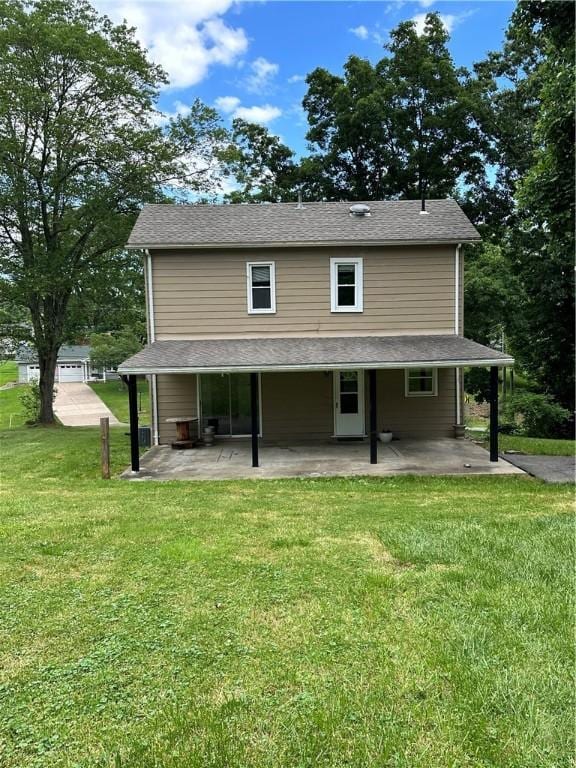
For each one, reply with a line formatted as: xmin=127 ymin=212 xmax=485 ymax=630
xmin=368 ymin=369 xmax=378 ymax=464
xmin=128 ymin=375 xmax=140 ymax=472
xmin=250 ymin=371 xmax=259 ymax=468
xmin=489 ymin=366 xmax=499 ymax=462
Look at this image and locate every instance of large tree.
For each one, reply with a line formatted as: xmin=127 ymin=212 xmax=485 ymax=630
xmin=302 ymin=13 xmax=488 ymax=202
xmin=512 ymin=2 xmax=575 ymax=410
xmin=0 ymin=0 xmax=227 ymax=422
xmin=222 ymin=118 xmax=299 ymax=203
xmin=470 ymin=1 xmax=575 ymax=410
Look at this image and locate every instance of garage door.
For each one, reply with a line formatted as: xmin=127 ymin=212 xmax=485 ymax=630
xmin=57 ymin=364 xmax=84 ymax=382
xmin=27 ymin=365 xmax=40 ymax=382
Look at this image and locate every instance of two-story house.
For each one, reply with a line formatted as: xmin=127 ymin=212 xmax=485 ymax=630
xmin=118 ymin=200 xmax=513 ymax=472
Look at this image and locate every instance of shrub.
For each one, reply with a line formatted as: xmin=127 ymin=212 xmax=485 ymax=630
xmin=18 ymin=381 xmax=57 ymax=424
xmin=502 ymin=392 xmax=571 ymax=439
xmin=18 ymin=381 xmax=41 ymax=423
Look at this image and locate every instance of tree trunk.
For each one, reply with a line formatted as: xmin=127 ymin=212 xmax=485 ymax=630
xmin=38 ymin=346 xmax=59 ymax=423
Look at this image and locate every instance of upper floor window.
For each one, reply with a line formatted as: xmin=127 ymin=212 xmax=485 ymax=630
xmin=247 ymin=262 xmax=276 ymax=314
xmin=330 ymin=257 xmax=363 ymax=312
xmin=405 ymin=368 xmax=438 ymax=397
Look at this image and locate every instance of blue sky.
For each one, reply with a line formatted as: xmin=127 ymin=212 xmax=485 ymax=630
xmin=95 ymin=0 xmax=515 ymax=158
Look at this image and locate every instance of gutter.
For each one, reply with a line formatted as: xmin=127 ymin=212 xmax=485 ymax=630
xmin=125 ymin=238 xmax=481 ymax=251
xmin=118 ymin=357 xmax=515 ymax=376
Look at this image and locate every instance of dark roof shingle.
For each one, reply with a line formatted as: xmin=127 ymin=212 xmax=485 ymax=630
xmin=118 ymin=335 xmax=512 ymax=373
xmin=15 ymin=344 xmax=91 ymax=363
xmin=127 ymin=199 xmax=480 ymax=248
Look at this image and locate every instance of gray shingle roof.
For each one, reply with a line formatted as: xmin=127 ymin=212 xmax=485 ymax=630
xmin=127 ymin=199 xmax=480 ymax=248
xmin=15 ymin=345 xmax=91 ymax=363
xmin=118 ymin=335 xmax=512 ymax=374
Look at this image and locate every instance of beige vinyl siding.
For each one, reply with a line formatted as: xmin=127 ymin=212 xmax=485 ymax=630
xmin=261 ymin=371 xmax=333 ymax=442
xmin=375 ymin=368 xmax=455 ymax=439
xmin=151 ymin=245 xmax=456 ymax=339
xmin=156 ymin=374 xmax=198 ymax=444
xmin=260 ymin=369 xmax=455 ymax=441
xmin=155 ymin=368 xmax=455 ymax=444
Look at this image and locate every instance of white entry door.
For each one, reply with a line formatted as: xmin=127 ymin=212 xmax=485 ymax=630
xmin=334 ymin=370 xmax=365 ymax=436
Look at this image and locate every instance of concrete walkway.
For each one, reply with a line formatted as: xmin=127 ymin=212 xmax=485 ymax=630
xmin=54 ymin=382 xmax=121 ymax=426
xmin=503 ymin=454 xmax=575 ymax=484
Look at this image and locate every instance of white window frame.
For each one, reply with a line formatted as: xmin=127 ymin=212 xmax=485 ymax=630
xmin=330 ymin=257 xmax=363 ymax=313
xmin=405 ymin=368 xmax=438 ymax=397
xmin=247 ymin=261 xmax=276 ymax=314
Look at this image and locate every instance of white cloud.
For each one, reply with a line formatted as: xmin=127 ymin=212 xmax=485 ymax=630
xmin=242 ymin=57 xmax=279 ymax=93
xmin=215 ymin=96 xmax=281 ymax=124
xmin=214 ymin=96 xmax=241 ymax=113
xmin=232 ymin=104 xmax=282 ymax=124
xmin=350 ymin=25 xmax=369 ymax=40
xmin=288 ymin=74 xmax=305 ymax=84
xmin=419 ymin=0 xmax=435 ymax=7
xmin=93 ymin=1 xmax=248 ymax=89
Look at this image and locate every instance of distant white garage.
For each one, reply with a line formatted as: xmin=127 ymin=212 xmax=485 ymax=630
xmin=16 ymin=345 xmax=94 ymax=384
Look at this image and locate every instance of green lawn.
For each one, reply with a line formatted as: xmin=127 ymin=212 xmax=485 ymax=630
xmin=0 ymin=384 xmax=26 ymax=429
xmin=0 ymin=425 xmax=573 ymax=768
xmin=498 ymin=434 xmax=575 ymax=456
xmin=0 ymin=360 xmax=17 ymax=386
xmin=88 ymin=379 xmax=150 ymax=424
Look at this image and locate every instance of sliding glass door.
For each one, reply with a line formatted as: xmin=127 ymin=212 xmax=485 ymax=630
xmin=200 ymin=373 xmax=257 ymax=436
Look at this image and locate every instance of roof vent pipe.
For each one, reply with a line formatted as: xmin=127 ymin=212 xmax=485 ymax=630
xmin=296 ymin=189 xmax=304 ymax=209
xmin=420 ymin=196 xmax=429 ymax=215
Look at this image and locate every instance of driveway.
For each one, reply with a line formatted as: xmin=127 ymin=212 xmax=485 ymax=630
xmin=54 ymin=382 xmax=121 ymax=427
xmin=503 ymin=453 xmax=575 ymax=484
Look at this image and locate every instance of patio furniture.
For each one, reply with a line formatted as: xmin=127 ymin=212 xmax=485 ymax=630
xmin=166 ymin=416 xmax=198 ymax=449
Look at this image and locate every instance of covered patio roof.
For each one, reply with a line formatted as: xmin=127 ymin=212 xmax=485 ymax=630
xmin=118 ymin=334 xmax=513 ymax=375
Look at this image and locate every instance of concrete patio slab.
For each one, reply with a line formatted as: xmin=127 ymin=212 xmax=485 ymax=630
xmin=54 ymin=382 xmax=121 ymax=427
xmin=503 ymin=454 xmax=575 ymax=484
xmin=122 ymin=438 xmax=526 ymax=481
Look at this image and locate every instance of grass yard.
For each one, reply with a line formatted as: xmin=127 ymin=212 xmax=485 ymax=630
xmin=498 ymin=434 xmax=575 ymax=456
xmin=476 ymin=434 xmax=576 ymax=456
xmin=0 ymin=360 xmax=17 ymax=386
xmin=0 ymin=425 xmax=573 ymax=768
xmin=0 ymin=384 xmax=26 ymax=429
xmin=88 ymin=379 xmax=150 ymax=424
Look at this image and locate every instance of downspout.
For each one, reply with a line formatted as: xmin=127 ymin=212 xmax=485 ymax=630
xmin=145 ymin=249 xmax=159 ymax=446
xmin=455 ymin=244 xmax=462 ymax=425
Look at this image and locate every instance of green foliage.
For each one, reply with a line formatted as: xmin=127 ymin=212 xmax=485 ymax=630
xmin=464 ymin=243 xmax=525 ymax=346
xmin=302 ymin=12 xmax=488 ymax=201
xmin=502 ymin=392 xmax=571 ymax=439
xmin=0 ymin=0 xmax=227 ymax=422
xmin=89 ymin=328 xmax=143 ymax=370
xmin=222 ymin=119 xmax=299 ymax=202
xmin=17 ymin=379 xmax=51 ymax=423
xmin=472 ymin=2 xmax=575 ymax=410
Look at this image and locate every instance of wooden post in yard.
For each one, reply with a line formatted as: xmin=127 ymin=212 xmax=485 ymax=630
xmin=100 ymin=416 xmax=111 ymax=479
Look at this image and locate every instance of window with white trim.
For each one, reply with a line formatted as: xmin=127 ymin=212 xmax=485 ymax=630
xmin=247 ymin=262 xmax=276 ymax=314
xmin=405 ymin=368 xmax=438 ymax=397
xmin=330 ymin=257 xmax=363 ymax=312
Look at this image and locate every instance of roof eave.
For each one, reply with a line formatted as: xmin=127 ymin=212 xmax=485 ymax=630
xmin=126 ymin=237 xmax=481 ymax=250
xmin=118 ymin=356 xmax=514 ymax=375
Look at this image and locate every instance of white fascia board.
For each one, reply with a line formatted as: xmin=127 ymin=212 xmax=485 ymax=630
xmin=118 ymin=357 xmax=514 ymax=376
xmin=126 ymin=238 xmax=480 ymax=251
